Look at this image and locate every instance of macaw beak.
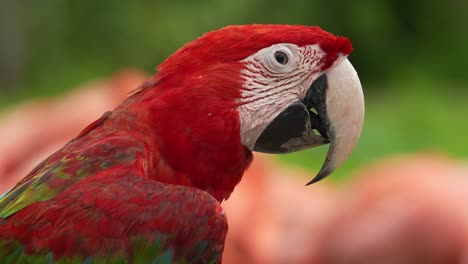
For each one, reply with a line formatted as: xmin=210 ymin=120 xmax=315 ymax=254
xmin=253 ymin=58 xmax=364 ymax=184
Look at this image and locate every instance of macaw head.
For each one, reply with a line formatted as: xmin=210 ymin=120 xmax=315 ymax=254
xmin=136 ymin=25 xmax=364 ymax=192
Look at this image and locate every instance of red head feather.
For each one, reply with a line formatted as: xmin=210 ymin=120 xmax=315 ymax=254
xmin=157 ymin=24 xmax=352 ymax=81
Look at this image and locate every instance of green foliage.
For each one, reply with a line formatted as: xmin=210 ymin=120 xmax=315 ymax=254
xmin=1 ymin=0 xmax=467 ymax=99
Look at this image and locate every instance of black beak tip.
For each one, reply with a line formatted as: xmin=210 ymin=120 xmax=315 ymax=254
xmin=305 ymin=167 xmax=332 ymax=186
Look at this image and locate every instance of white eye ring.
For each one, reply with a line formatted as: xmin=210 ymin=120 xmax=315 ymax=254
xmin=264 ymin=45 xmax=296 ymax=73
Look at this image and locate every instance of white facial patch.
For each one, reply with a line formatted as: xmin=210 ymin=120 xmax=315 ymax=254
xmin=238 ymin=44 xmax=328 ymax=149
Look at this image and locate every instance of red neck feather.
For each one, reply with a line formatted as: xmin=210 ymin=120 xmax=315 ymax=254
xmin=120 ymin=59 xmax=251 ymax=201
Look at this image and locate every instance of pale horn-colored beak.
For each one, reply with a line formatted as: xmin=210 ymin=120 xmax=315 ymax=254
xmin=307 ymin=58 xmax=365 ymax=185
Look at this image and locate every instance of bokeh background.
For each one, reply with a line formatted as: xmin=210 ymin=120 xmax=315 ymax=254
xmin=1 ymin=0 xmax=468 ymax=263
xmin=1 ymin=0 xmax=467 ymax=179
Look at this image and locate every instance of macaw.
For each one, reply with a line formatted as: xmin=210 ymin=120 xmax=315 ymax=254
xmin=0 ymin=25 xmax=364 ymax=263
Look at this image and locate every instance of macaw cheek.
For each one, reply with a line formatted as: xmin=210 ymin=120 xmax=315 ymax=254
xmin=253 ymin=102 xmax=329 ymax=154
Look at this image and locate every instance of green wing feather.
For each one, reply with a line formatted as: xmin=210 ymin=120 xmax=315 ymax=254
xmin=0 ymin=126 xmax=144 ymax=219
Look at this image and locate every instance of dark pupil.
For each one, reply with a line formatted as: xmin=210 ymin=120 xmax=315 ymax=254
xmin=274 ymin=51 xmax=288 ymax=65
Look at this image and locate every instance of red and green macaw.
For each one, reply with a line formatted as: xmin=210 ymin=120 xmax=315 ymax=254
xmin=0 ymin=25 xmax=364 ymax=263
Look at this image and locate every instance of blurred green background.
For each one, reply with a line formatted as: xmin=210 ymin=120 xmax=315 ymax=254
xmin=0 ymin=0 xmax=467 ymax=180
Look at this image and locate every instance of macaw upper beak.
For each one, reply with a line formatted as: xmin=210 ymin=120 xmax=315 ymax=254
xmin=253 ymin=58 xmax=364 ymax=184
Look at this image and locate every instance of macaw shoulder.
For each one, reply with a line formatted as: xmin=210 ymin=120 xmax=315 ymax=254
xmin=0 ymin=112 xmax=148 ymax=218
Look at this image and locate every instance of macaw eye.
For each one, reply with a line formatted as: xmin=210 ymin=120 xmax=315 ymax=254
xmin=274 ymin=51 xmax=288 ymax=65
xmin=261 ymin=44 xmax=297 ymax=73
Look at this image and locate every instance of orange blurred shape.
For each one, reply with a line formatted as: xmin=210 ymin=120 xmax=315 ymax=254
xmin=223 ymin=154 xmax=339 ymax=264
xmin=316 ymin=153 xmax=468 ymax=264
xmin=0 ymin=69 xmax=148 ymax=192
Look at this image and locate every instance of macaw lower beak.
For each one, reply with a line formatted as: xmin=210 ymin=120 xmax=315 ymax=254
xmin=253 ymin=58 xmax=365 ymax=184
